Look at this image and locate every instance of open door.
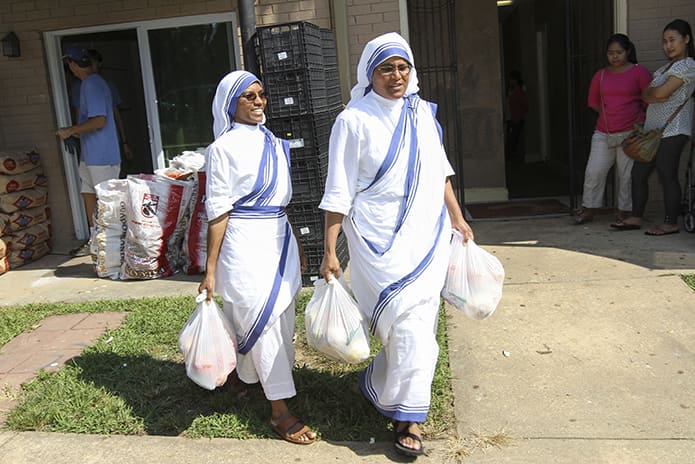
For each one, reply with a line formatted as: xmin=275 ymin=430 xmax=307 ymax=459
xmin=45 ymin=13 xmax=240 ymax=239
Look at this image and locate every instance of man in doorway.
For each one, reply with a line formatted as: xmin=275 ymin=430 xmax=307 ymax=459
xmin=55 ymin=46 xmax=121 ymax=257
xmin=69 ymin=49 xmax=133 ymax=175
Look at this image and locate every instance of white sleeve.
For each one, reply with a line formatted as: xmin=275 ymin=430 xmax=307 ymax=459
xmin=204 ymin=143 xmax=237 ymax=220
xmin=319 ymin=113 xmax=361 ymax=215
xmin=666 ymin=58 xmax=695 ymax=83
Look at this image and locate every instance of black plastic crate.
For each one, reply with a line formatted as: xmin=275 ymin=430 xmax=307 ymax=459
xmin=257 ymin=22 xmax=323 ymax=73
xmin=264 ymin=68 xmax=330 ymax=118
xmin=300 ymin=233 xmax=349 ymax=287
xmin=290 ymin=163 xmax=326 ymax=204
xmin=288 ymin=202 xmax=325 ymax=245
xmin=320 ymin=28 xmax=338 ymax=68
xmin=267 ymin=110 xmax=335 ymax=155
xmin=324 ymin=67 xmax=342 ymax=107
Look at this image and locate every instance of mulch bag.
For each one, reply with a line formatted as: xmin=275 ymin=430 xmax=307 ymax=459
xmin=4 ymin=222 xmax=50 ymax=250
xmin=441 ymin=233 xmax=505 ymax=320
xmin=305 ymin=276 xmax=370 ymax=364
xmin=183 ymin=170 xmax=207 ymax=275
xmin=0 ymin=187 xmax=48 ymax=214
xmin=121 ymin=174 xmax=193 ymax=279
xmin=7 ymin=240 xmax=50 ymax=269
xmin=0 ymin=205 xmax=50 ymax=236
xmin=93 ymin=179 xmax=128 ymax=279
xmin=0 ymin=166 xmax=47 ymax=194
xmin=0 ymin=150 xmax=41 ymax=175
xmin=178 ymin=292 xmax=237 ymax=390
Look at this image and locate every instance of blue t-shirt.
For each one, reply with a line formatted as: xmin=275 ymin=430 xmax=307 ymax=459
xmin=71 ymin=78 xmax=122 ymax=108
xmin=78 ymin=74 xmax=120 ymax=165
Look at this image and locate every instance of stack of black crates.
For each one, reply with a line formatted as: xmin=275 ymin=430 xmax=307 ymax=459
xmin=256 ymin=22 xmax=348 ymax=286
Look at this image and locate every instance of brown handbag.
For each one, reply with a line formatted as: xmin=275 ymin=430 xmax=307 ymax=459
xmin=621 ymin=96 xmax=689 ymax=163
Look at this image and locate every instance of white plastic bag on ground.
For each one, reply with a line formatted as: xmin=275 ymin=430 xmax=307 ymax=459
xmin=441 ymin=233 xmax=505 ymax=320
xmin=178 ymin=292 xmax=237 ymax=390
xmin=305 ymin=276 xmax=370 ymax=364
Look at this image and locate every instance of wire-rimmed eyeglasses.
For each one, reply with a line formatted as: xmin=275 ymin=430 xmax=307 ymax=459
xmin=376 ymin=64 xmax=412 ymax=77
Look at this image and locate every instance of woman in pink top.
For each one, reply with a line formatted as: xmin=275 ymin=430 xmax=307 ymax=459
xmin=574 ymin=34 xmax=652 ymax=225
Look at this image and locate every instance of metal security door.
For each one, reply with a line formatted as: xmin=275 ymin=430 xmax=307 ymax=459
xmin=566 ymin=0 xmax=614 ymax=210
xmin=407 ymin=0 xmax=465 ymax=204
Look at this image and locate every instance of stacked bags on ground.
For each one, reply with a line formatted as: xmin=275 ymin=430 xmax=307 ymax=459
xmin=0 ymin=150 xmax=50 ymax=274
xmin=91 ymin=150 xmax=207 ymax=280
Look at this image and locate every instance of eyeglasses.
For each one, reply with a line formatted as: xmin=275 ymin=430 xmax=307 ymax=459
xmin=376 ymin=64 xmax=412 ymax=77
xmin=239 ymin=91 xmax=267 ymax=102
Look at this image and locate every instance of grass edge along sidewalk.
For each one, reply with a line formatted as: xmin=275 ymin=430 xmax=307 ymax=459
xmin=1 ymin=291 xmax=456 ymax=442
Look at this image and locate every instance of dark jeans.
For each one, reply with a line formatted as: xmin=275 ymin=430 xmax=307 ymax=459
xmin=505 ymin=120 xmax=525 ymax=162
xmin=631 ymin=134 xmax=689 ymax=224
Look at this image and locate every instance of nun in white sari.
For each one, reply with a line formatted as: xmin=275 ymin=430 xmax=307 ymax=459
xmin=199 ymin=70 xmax=316 ymax=445
xmin=319 ymin=33 xmax=473 ymax=457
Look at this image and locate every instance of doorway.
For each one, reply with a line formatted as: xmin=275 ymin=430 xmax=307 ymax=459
xmin=45 ymin=13 xmax=240 ymax=239
xmin=62 ymin=29 xmax=150 ymax=176
xmin=499 ymin=0 xmax=613 ymax=202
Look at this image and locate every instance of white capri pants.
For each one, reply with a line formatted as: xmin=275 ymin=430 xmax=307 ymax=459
xmin=581 ymin=130 xmax=633 ymax=212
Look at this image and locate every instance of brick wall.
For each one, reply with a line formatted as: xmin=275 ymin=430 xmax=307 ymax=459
xmin=345 ymin=0 xmax=402 ymax=84
xmin=627 ymin=0 xmax=695 ymax=220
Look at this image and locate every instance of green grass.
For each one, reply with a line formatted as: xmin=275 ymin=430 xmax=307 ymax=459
xmin=1 ymin=292 xmax=456 ymax=441
xmin=683 ymin=274 xmax=695 ymax=291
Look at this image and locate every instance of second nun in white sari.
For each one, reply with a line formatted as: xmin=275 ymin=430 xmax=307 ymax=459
xmin=319 ymin=33 xmax=474 ymax=458
xmin=199 ymin=70 xmax=316 ymax=446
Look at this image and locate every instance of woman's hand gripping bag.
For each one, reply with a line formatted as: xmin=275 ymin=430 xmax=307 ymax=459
xmin=441 ymin=232 xmax=505 ymax=320
xmin=305 ymin=276 xmax=370 ymax=364
xmin=178 ymin=292 xmax=237 ymax=390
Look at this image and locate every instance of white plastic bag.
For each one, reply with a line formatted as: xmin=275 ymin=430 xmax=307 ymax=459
xmin=178 ymin=292 xmax=237 ymax=390
xmin=305 ymin=276 xmax=370 ymax=364
xmin=441 ymin=233 xmax=505 ymax=320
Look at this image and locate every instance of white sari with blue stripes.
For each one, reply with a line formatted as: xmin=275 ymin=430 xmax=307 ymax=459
xmin=205 ymin=122 xmax=301 ymax=355
xmin=320 ymin=89 xmax=454 ymax=422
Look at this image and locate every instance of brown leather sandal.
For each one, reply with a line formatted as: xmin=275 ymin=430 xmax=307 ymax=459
xmin=270 ymin=414 xmax=317 ymax=445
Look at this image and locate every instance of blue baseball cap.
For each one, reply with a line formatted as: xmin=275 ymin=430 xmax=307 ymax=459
xmin=61 ymin=46 xmax=91 ymax=67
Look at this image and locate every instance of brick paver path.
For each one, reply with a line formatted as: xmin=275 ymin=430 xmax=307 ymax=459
xmin=0 ymin=312 xmax=128 ymax=425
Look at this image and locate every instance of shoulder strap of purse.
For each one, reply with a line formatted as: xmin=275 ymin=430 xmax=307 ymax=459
xmin=599 ymin=69 xmax=611 ymax=135
xmin=661 ymin=96 xmax=690 ymax=130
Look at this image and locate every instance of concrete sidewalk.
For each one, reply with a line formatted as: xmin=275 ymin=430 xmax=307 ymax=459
xmin=1 ymin=215 xmax=694 ymax=463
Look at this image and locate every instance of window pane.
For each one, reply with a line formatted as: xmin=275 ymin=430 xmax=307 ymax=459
xmin=149 ymin=23 xmax=235 ymax=162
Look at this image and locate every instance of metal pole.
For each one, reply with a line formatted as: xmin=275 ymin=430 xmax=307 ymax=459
xmin=238 ymin=0 xmax=259 ymax=76
xmin=565 ymin=0 xmax=577 ymax=212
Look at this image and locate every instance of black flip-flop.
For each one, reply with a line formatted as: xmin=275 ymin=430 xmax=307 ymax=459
xmin=393 ymin=421 xmax=425 ymax=457
xmin=610 ymin=222 xmax=641 ymax=230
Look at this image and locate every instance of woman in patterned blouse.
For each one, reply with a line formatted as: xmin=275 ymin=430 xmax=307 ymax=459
xmin=611 ymin=19 xmax=695 ymax=235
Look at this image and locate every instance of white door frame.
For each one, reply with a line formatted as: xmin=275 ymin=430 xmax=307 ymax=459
xmin=44 ymin=13 xmax=239 ymax=240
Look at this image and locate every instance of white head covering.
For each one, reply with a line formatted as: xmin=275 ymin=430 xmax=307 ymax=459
xmin=348 ymin=32 xmax=420 ymax=107
xmin=211 ymin=70 xmax=263 ymax=140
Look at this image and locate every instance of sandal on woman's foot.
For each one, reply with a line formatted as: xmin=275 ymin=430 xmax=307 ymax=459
xmin=393 ymin=421 xmax=425 ymax=457
xmin=270 ymin=414 xmax=316 ymax=445
xmin=610 ymin=221 xmax=641 ymax=230
xmin=573 ymin=208 xmax=594 ymax=225
xmin=645 ymin=225 xmax=679 ymax=236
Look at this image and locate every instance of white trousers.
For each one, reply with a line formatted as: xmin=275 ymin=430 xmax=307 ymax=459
xmin=223 ymin=299 xmax=297 ymax=401
xmin=581 ymin=130 xmax=634 ymax=211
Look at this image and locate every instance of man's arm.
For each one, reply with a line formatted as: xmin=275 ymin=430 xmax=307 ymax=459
xmin=55 ymin=116 xmax=106 ymax=140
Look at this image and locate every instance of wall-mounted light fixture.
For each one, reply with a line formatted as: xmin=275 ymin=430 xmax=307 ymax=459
xmin=497 ymin=0 xmax=514 ymax=6
xmin=2 ymin=32 xmax=20 ymax=58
